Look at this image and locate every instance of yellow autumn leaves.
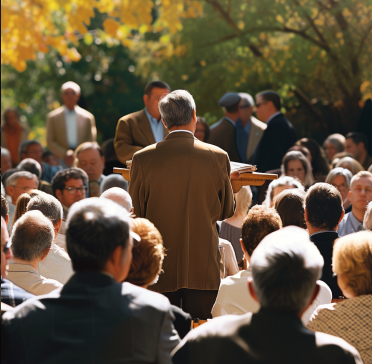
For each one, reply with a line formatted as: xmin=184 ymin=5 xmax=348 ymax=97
xmin=1 ymin=0 xmax=203 ymax=72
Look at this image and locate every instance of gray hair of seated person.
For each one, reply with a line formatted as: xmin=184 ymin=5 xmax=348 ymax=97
xmin=1 ymin=148 xmax=10 ymax=157
xmin=17 ymin=158 xmax=42 ymax=179
xmin=66 ymin=198 xmax=131 ymax=272
xmin=11 ymin=210 xmax=54 ymax=262
xmin=251 ymin=226 xmax=323 ymax=313
xmin=158 ymin=90 xmax=196 ymax=129
xmin=263 ymin=176 xmax=304 ymax=207
xmin=5 ymin=171 xmax=38 ymax=188
xmin=27 ymin=193 xmax=63 ymax=226
xmin=364 ymin=201 xmax=372 ymax=230
xmin=100 ymin=174 xmax=128 ymax=194
xmin=325 ymin=167 xmax=353 ymax=189
xmin=100 ymin=187 xmax=132 ymax=213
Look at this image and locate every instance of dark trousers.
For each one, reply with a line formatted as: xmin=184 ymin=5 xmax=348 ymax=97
xmin=163 ymin=289 xmax=218 ymax=320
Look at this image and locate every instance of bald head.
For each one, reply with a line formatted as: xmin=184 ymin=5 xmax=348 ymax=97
xmin=100 ymin=187 xmax=132 ymax=213
xmin=11 ymin=210 xmax=54 ymax=262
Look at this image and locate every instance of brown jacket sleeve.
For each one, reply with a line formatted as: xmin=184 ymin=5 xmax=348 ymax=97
xmin=46 ymin=114 xmax=67 ymax=159
xmin=128 ymin=153 xmax=146 ymax=218
xmin=219 ymin=153 xmax=235 ymax=221
xmin=114 ymin=117 xmax=143 ymax=164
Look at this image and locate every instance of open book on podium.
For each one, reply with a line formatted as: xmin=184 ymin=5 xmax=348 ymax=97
xmin=113 ymin=161 xmax=277 ymax=193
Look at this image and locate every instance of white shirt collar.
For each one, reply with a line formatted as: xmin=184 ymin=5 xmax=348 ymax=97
xmin=169 ymin=130 xmax=194 ymax=135
xmin=265 ymin=111 xmax=281 ymax=124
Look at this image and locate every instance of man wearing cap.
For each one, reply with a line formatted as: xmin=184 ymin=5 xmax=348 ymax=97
xmin=46 ymin=82 xmax=97 ymax=167
xmin=235 ymin=93 xmax=267 ymax=164
xmin=114 ymin=81 xmax=171 ymax=164
xmin=207 ymin=92 xmax=241 ymax=163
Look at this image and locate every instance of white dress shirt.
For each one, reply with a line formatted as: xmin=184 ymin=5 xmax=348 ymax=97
xmin=64 ymin=106 xmax=78 ymax=148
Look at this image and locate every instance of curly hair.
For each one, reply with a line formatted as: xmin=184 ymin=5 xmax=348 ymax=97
xmin=125 ymin=218 xmax=165 ymax=287
xmin=241 ymin=205 xmax=282 ymax=257
xmin=333 ymin=232 xmax=372 ymax=296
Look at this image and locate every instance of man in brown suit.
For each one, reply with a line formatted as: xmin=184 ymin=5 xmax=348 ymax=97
xmin=129 ymin=90 xmax=235 ymax=319
xmin=47 ymin=82 xmax=97 ymax=167
xmin=114 ymin=81 xmax=170 ymax=164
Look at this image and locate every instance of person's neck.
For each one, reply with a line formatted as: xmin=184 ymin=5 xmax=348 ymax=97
xmin=307 ymin=224 xmax=337 ymax=236
xmin=225 ymin=112 xmax=239 ymax=123
xmin=146 ymin=108 xmax=160 ymax=121
xmin=225 ymin=213 xmax=246 ymax=228
xmin=351 ymin=207 xmax=365 ymax=223
xmin=12 ymin=257 xmax=39 ymax=270
xmin=65 ymin=104 xmax=75 ymax=111
xmin=168 ymin=124 xmax=194 ymax=133
xmin=265 ymin=110 xmax=280 ymax=122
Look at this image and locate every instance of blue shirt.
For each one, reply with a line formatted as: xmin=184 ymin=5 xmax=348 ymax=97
xmin=235 ymin=118 xmax=251 ymax=163
xmin=41 ymin=162 xmax=62 ymax=183
xmin=338 ymin=212 xmax=365 ymax=237
xmin=145 ymin=108 xmax=164 ymax=143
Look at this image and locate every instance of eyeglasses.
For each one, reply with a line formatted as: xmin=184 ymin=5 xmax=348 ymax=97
xmin=10 ymin=185 xmax=35 ymax=192
xmin=2 ymin=240 xmax=12 ymax=254
xmin=63 ymin=186 xmax=87 ymax=195
xmin=255 ymin=102 xmax=267 ymax=108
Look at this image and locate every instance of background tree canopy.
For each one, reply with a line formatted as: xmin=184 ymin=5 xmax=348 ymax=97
xmin=2 ymin=0 xmax=371 ymax=145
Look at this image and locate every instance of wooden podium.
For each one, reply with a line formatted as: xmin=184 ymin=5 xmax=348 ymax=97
xmin=113 ymin=167 xmax=277 ymax=193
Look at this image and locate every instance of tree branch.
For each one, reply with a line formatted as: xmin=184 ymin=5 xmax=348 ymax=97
xmin=354 ymin=23 xmax=372 ymax=61
xmin=204 ymin=0 xmax=240 ymax=34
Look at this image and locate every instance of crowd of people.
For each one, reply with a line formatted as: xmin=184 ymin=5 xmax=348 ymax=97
xmin=1 ymin=80 xmax=371 ymax=363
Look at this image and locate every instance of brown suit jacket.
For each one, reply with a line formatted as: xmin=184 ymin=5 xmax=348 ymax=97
xmin=129 ymin=131 xmax=234 ymax=293
xmin=46 ymin=106 xmax=96 ymax=159
xmin=207 ymin=118 xmax=241 ymax=162
xmin=114 ymin=109 xmax=168 ymax=164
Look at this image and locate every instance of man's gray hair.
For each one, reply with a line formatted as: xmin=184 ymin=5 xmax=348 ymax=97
xmin=100 ymin=187 xmax=132 ymax=213
xmin=17 ymin=158 xmax=42 ymax=179
xmin=251 ymin=226 xmax=323 ymax=313
xmin=5 ymin=171 xmax=38 ymax=188
xmin=100 ymin=174 xmax=128 ymax=194
xmin=325 ymin=167 xmax=353 ymax=189
xmin=11 ymin=210 xmax=54 ymax=262
xmin=158 ymin=90 xmax=196 ymax=129
xmin=1 ymin=148 xmax=10 ymax=157
xmin=364 ymin=201 xmax=372 ymax=230
xmin=239 ymin=93 xmax=254 ymax=107
xmin=27 ymin=194 xmax=63 ymax=225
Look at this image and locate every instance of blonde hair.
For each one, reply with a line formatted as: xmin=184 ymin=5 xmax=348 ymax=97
xmin=234 ymin=186 xmax=252 ymax=216
xmin=364 ymin=201 xmax=372 ymax=230
xmin=333 ymin=231 xmax=372 ymax=296
xmin=125 ymin=218 xmax=165 ymax=287
xmin=335 ymin=157 xmax=364 ymax=175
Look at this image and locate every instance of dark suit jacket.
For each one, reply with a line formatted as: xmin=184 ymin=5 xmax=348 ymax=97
xmin=310 ymin=231 xmax=343 ymax=299
xmin=172 ymin=309 xmax=363 ymax=364
xmin=129 ymin=131 xmax=234 ymax=293
xmin=1 ymin=272 xmax=180 ymax=364
xmin=251 ymin=113 xmax=297 ymax=172
xmin=1 ymin=278 xmax=34 ymax=308
xmin=171 ymin=305 xmax=192 ymax=339
xmin=207 ymin=118 xmax=241 ymax=162
xmin=114 ymin=109 xmax=168 ymax=164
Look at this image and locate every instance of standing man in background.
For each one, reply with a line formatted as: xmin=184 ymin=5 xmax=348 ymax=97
xmin=207 ymin=92 xmax=241 ymax=163
xmin=114 ymin=81 xmax=170 ymax=164
xmin=47 ymin=82 xmax=97 ymax=167
xmin=251 ymin=90 xmax=297 ymax=172
xmin=235 ymin=93 xmax=267 ymax=164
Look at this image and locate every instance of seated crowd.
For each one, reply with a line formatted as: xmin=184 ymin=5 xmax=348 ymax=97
xmin=1 ymin=82 xmax=371 ymax=363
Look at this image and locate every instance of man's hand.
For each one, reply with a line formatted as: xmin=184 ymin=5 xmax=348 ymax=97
xmin=64 ymin=149 xmax=75 ymax=166
xmin=230 ymin=171 xmax=241 ymax=180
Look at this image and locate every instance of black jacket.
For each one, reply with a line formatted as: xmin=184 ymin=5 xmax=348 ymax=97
xmin=250 ymin=113 xmax=297 ymax=172
xmin=310 ymin=231 xmax=343 ymax=299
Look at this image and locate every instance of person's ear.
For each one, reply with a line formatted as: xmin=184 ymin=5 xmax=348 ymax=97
xmin=304 ymin=207 xmax=309 ymax=223
xmin=240 ymin=238 xmax=248 ymax=258
xmin=5 ymin=214 xmax=9 ymax=225
xmin=6 ymin=185 xmax=14 ymax=197
xmin=54 ymin=218 xmax=62 ymax=236
xmin=192 ymin=109 xmax=197 ymax=124
xmin=348 ymin=190 xmax=352 ymax=201
xmin=338 ymin=209 xmax=345 ymax=224
xmin=307 ymin=282 xmax=320 ymax=308
xmin=248 ymin=277 xmax=259 ymax=303
xmin=40 ymin=246 xmax=51 ymax=262
xmin=161 ymin=118 xmax=168 ymax=130
xmin=143 ymin=94 xmax=149 ymax=107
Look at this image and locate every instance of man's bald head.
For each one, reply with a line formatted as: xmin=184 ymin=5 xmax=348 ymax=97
xmin=100 ymin=187 xmax=133 ymax=213
xmin=11 ymin=210 xmax=54 ymax=262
